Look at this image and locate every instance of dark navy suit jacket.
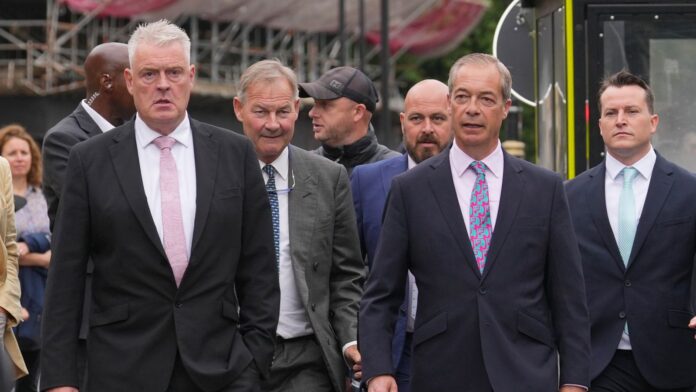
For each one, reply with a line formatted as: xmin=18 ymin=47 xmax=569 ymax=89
xmin=351 ymin=154 xmax=409 ymax=369
xmin=359 ymin=148 xmax=590 ymax=391
xmin=565 ymin=153 xmax=696 ymax=389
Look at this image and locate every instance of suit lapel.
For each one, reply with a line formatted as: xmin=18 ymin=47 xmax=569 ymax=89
xmin=586 ymin=162 xmax=625 ymax=271
xmin=380 ymin=154 xmax=408 ymax=195
xmin=108 ymin=122 xmax=166 ymax=258
xmin=73 ymin=104 xmax=105 ymax=138
xmin=288 ymin=146 xmax=316 ymax=300
xmin=628 ymin=154 xmax=673 ymax=268
xmin=427 ymin=150 xmax=480 ymax=278
xmin=481 ymin=153 xmax=523 ymax=281
xmin=190 ymin=120 xmax=218 ymax=259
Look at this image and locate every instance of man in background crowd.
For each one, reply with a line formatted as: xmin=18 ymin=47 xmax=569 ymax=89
xmin=299 ymin=66 xmax=399 ymax=175
xmin=235 ymin=59 xmax=364 ymax=392
xmin=350 ymin=78 xmax=451 ymax=391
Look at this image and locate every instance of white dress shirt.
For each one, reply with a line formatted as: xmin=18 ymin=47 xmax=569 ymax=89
xmin=81 ymin=100 xmax=115 ymax=133
xmin=259 ymin=147 xmax=313 ymax=339
xmin=135 ymin=113 xmax=197 ymax=259
xmin=405 ymin=155 xmax=420 ymax=332
xmin=604 ymin=147 xmax=656 ymax=350
xmin=450 ymin=141 xmax=504 ymax=235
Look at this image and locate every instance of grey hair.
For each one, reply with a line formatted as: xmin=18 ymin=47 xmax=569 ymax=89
xmin=128 ymin=20 xmax=191 ymax=67
xmin=447 ymin=53 xmax=512 ymax=102
xmin=237 ymin=59 xmax=298 ymax=103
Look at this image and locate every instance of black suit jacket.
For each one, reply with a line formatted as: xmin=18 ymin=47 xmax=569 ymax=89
xmin=42 ymin=103 xmax=103 ymax=230
xmin=565 ymin=153 xmax=696 ymax=389
xmin=40 ymin=118 xmax=280 ymax=392
xmin=359 ymin=148 xmax=590 ymax=392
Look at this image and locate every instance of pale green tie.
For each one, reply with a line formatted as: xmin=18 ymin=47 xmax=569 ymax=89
xmin=618 ymin=167 xmax=638 ymax=265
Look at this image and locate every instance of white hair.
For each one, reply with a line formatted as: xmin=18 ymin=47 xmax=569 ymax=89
xmin=128 ymin=20 xmax=191 ymax=67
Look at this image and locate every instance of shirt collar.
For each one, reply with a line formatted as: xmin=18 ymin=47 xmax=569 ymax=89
xmin=258 ymin=146 xmax=289 ymax=181
xmin=450 ymin=140 xmax=504 ymax=178
xmin=81 ymin=100 xmax=115 ymax=133
xmin=135 ymin=112 xmax=192 ymax=149
xmin=407 ymin=154 xmax=417 ymax=170
xmin=605 ymin=146 xmax=656 ymax=181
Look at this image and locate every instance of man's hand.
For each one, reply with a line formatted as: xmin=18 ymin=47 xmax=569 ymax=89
xmin=344 ymin=344 xmax=362 ymax=380
xmin=367 ymin=375 xmax=398 ymax=392
xmin=46 ymin=388 xmax=78 ymax=392
xmin=559 ymin=386 xmax=586 ymax=392
xmin=689 ymin=316 xmax=696 ymax=339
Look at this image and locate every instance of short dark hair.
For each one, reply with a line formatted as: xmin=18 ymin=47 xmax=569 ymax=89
xmin=598 ymin=70 xmax=654 ymax=114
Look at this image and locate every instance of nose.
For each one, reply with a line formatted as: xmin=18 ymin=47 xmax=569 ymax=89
xmin=156 ymin=70 xmax=170 ymax=90
xmin=464 ymin=98 xmax=480 ymax=116
xmin=309 ymin=105 xmax=317 ymax=118
xmin=265 ymin=113 xmax=280 ymax=130
xmin=422 ymin=118 xmax=434 ymax=133
xmin=616 ymin=110 xmax=628 ymax=125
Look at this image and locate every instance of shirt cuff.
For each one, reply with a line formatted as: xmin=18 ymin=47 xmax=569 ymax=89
xmin=562 ymin=384 xmax=588 ymax=390
xmin=342 ymin=340 xmax=357 ymax=355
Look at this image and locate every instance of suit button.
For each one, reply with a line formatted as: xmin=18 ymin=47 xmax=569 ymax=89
xmin=624 ymin=280 xmax=631 ymax=287
xmin=311 ymin=304 xmax=316 ymax=311
xmin=619 ymin=311 xmax=626 ymax=319
xmin=478 ymin=287 xmax=487 ymax=295
xmin=313 ymin=262 xmax=319 ymax=271
xmin=175 ymin=302 xmax=182 ymax=308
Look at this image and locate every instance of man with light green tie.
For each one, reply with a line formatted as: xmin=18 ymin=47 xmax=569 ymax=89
xmin=566 ymin=70 xmax=696 ymax=392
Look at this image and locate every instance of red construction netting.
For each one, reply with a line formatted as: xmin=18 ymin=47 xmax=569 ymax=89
xmin=366 ymin=0 xmax=488 ymax=58
xmin=60 ymin=0 xmax=177 ymax=18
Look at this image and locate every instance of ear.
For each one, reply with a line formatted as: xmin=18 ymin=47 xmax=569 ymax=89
xmin=650 ymin=113 xmax=659 ymax=135
xmin=502 ymin=98 xmax=512 ymax=119
xmin=124 ymin=68 xmax=134 ymax=94
xmin=399 ymin=112 xmax=406 ymax=136
xmin=353 ymin=104 xmax=367 ymax=122
xmin=101 ymin=73 xmax=113 ymax=92
xmin=293 ymin=98 xmax=300 ymax=113
xmin=233 ymin=97 xmax=244 ymax=122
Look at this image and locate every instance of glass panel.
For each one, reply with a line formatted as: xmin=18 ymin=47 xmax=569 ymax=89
xmin=601 ymin=17 xmax=696 ymax=172
xmin=536 ymin=13 xmax=555 ymax=171
xmin=553 ymin=7 xmax=567 ymax=177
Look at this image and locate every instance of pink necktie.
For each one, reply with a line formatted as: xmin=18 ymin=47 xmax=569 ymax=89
xmin=153 ymin=136 xmax=188 ymax=286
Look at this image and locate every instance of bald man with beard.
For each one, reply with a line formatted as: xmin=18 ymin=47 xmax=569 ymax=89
xmin=350 ymin=79 xmax=452 ymax=392
xmin=40 ymin=42 xmax=135 ymax=391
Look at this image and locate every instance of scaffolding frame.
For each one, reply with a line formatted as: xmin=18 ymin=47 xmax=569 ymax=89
xmin=0 ymin=0 xmax=425 ymax=103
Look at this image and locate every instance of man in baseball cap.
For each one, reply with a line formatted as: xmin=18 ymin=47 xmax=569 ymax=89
xmin=300 ymin=66 xmax=399 ymax=174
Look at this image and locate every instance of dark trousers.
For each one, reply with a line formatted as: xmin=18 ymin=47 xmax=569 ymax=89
xmin=261 ymin=335 xmax=333 ymax=392
xmin=15 ymin=349 xmax=39 ymax=392
xmin=591 ymin=350 xmax=694 ymax=392
xmin=167 ymin=353 xmax=260 ymax=392
xmin=395 ymin=332 xmax=413 ymax=392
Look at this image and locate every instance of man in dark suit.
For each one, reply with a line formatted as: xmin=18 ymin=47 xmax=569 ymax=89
xmin=234 ymin=59 xmax=365 ymax=392
xmin=359 ymin=53 xmax=590 ymax=392
xmin=566 ymin=70 xmax=696 ymax=391
xmin=350 ymin=79 xmax=451 ymax=392
xmin=40 ymin=20 xmax=279 ymax=392
xmin=43 ymin=42 xmax=135 ymax=229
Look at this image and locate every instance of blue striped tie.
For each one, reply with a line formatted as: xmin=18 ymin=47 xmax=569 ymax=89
xmin=263 ymin=165 xmax=280 ymax=267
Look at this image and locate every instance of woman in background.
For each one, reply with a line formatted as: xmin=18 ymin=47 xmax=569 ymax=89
xmin=0 ymin=124 xmax=49 ymax=391
xmin=0 ymin=152 xmax=27 ymax=388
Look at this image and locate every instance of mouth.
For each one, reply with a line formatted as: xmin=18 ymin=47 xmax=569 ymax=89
xmin=461 ymin=122 xmax=484 ymax=130
xmin=153 ymin=99 xmax=172 ymax=106
xmin=312 ymin=123 xmax=323 ymax=132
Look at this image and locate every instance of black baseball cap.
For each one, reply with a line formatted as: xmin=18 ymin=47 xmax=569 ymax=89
xmin=299 ymin=66 xmax=379 ymax=112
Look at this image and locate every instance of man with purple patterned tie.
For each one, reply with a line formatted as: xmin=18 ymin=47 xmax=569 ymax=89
xmin=40 ymin=20 xmax=279 ymax=392
xmin=359 ymin=53 xmax=590 ymax=392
